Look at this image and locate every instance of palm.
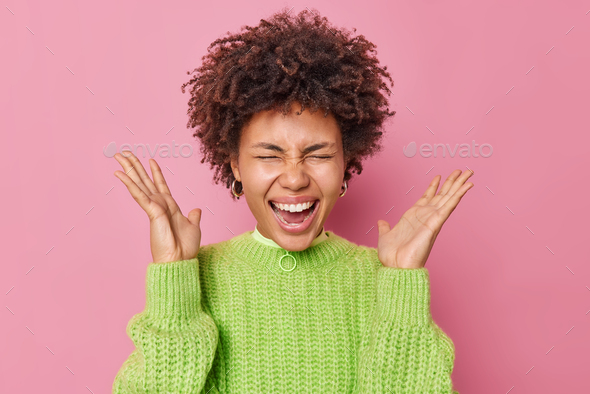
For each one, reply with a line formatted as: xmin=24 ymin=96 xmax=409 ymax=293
xmin=147 ymin=192 xmax=201 ymax=264
xmin=377 ymin=169 xmax=474 ymax=269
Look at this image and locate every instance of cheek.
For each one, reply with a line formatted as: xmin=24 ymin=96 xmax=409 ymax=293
xmin=242 ymin=164 xmax=275 ymax=193
xmin=314 ymin=163 xmax=344 ymax=189
xmin=249 ymin=165 xmax=277 ymax=183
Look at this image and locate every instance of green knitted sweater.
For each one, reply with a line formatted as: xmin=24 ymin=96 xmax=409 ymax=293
xmin=113 ymin=230 xmax=459 ymax=393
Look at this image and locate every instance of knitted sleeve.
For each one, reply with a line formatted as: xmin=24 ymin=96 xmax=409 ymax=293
xmin=112 ymin=257 xmax=219 ymax=394
xmin=354 ymin=265 xmax=459 ymax=394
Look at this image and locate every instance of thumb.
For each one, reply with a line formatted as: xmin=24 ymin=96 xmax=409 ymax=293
xmin=187 ymin=208 xmax=202 ymax=227
xmin=377 ymin=220 xmax=390 ymax=236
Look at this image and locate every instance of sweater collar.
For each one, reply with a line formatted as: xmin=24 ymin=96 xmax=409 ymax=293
xmin=229 ymin=230 xmax=358 ymax=274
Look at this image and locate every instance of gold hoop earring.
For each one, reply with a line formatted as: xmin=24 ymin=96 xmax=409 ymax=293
xmin=339 ymin=180 xmax=348 ymax=197
xmin=231 ymin=179 xmax=244 ymax=197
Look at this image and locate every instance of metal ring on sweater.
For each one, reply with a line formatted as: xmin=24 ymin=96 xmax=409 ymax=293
xmin=279 ymin=252 xmax=297 ymax=272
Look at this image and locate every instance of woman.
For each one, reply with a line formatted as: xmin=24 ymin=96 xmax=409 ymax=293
xmin=112 ymin=8 xmax=472 ymax=393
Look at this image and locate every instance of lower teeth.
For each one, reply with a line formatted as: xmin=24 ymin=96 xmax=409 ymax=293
xmin=273 ymin=203 xmax=316 ymax=226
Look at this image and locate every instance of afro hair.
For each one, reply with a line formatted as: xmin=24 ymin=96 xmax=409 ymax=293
xmin=180 ymin=7 xmax=396 ymax=200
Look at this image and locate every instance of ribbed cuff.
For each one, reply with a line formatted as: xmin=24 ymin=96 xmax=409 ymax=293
xmin=375 ymin=266 xmax=431 ymax=326
xmin=145 ymin=257 xmax=202 ymax=319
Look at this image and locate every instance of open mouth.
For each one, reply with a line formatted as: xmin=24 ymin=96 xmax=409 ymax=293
xmin=269 ymin=200 xmax=319 ymax=227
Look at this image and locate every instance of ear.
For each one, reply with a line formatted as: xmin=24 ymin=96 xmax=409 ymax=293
xmin=230 ymin=154 xmax=241 ymax=182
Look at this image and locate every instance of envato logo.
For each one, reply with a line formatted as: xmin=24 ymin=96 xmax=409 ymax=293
xmin=403 ymin=140 xmax=493 ymax=158
xmin=103 ymin=141 xmax=194 ymax=158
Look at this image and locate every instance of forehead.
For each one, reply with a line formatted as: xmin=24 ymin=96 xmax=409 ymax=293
xmin=241 ymin=104 xmax=341 ymax=147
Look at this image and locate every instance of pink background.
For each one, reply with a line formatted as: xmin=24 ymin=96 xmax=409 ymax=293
xmin=2 ymin=0 xmax=589 ymax=392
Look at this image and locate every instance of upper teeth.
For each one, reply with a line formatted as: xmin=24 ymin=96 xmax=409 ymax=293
xmin=272 ymin=201 xmax=315 ymax=212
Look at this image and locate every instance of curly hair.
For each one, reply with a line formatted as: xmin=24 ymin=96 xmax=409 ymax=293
xmin=180 ymin=7 xmax=396 ymax=200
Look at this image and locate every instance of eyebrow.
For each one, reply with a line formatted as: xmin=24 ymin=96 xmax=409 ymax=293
xmin=250 ymin=142 xmax=335 ymax=154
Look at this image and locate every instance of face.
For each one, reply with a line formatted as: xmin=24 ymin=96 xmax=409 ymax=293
xmin=230 ymin=101 xmax=345 ymax=251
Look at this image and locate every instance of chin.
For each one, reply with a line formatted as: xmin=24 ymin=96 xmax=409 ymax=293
xmin=277 ymin=238 xmax=313 ymax=252
xmin=273 ymin=229 xmax=318 ymax=251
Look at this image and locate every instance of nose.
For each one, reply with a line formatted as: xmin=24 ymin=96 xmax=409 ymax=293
xmin=278 ymin=160 xmax=310 ymax=191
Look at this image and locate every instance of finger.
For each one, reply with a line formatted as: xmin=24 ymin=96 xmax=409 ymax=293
xmin=416 ymin=175 xmax=442 ymax=206
xmin=436 ymin=181 xmax=474 ymax=222
xmin=149 ymin=159 xmax=172 ymax=195
xmin=120 ymin=151 xmax=159 ymax=194
xmin=113 ymin=170 xmax=158 ymax=218
xmin=435 ymin=169 xmax=463 ymax=197
xmin=436 ymin=169 xmax=474 ymax=208
xmin=377 ymin=219 xmax=391 ymax=236
xmin=187 ymin=208 xmax=202 ymax=227
xmin=162 ymin=192 xmax=184 ymax=219
xmin=114 ymin=152 xmax=153 ymax=197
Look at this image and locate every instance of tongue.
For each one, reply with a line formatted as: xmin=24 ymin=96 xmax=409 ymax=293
xmin=281 ymin=207 xmax=312 ymax=224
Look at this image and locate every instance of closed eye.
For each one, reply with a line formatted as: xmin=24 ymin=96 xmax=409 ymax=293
xmin=256 ymin=156 xmax=333 ymax=160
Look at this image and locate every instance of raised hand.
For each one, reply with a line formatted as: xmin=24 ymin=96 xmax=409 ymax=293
xmin=113 ymin=151 xmax=202 ymax=264
xmin=376 ymin=169 xmax=474 ymax=269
